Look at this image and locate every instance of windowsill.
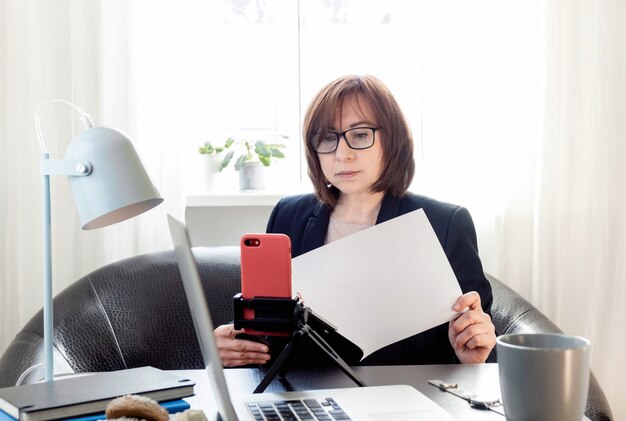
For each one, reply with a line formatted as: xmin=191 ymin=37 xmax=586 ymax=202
xmin=186 ymin=187 xmax=312 ymax=207
xmin=186 ymin=191 xmax=288 ymax=207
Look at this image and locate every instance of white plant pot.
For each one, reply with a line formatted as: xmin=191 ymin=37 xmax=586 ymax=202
xmin=239 ymin=161 xmax=266 ymax=190
xmin=200 ymin=154 xmax=222 ymax=193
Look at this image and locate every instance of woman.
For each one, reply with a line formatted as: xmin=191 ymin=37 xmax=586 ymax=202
xmin=215 ymin=75 xmax=496 ymax=367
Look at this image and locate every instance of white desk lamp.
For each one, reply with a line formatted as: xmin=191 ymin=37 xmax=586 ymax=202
xmin=36 ymin=100 xmax=163 ymax=381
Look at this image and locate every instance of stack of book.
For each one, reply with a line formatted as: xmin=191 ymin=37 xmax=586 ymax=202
xmin=0 ymin=366 xmax=195 ymax=421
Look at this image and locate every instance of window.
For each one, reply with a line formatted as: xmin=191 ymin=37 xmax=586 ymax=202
xmin=127 ymin=0 xmax=423 ymax=193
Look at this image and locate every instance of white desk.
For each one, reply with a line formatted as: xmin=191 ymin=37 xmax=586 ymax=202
xmin=174 ymin=364 xmax=506 ymax=421
xmin=175 ymin=364 xmax=593 ymax=420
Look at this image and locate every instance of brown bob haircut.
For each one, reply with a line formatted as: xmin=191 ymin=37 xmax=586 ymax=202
xmin=303 ymin=74 xmax=415 ymax=207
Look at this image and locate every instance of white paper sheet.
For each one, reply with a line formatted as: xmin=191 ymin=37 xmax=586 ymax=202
xmin=292 ymin=209 xmax=463 ymax=359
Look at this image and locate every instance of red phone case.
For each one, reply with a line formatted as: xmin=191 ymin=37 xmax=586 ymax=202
xmin=240 ymin=233 xmax=292 ymax=336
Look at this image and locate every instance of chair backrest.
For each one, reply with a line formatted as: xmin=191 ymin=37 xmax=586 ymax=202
xmin=0 ymin=247 xmax=241 ymax=386
xmin=0 ymin=251 xmax=613 ymax=420
xmin=488 ymin=273 xmax=563 ymax=335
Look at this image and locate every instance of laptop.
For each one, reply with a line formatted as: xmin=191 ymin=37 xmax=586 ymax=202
xmin=167 ymin=214 xmax=455 ymax=421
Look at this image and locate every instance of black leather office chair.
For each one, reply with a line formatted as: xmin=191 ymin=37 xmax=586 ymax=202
xmin=0 ymin=248 xmax=613 ymax=420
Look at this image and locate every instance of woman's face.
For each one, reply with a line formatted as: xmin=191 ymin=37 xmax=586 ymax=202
xmin=318 ymin=94 xmax=384 ymax=198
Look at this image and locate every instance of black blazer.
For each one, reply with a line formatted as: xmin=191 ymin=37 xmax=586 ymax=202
xmin=267 ymin=192 xmax=494 ymax=365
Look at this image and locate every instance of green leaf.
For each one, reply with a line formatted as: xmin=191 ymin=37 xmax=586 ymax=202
xmin=225 ymin=138 xmax=235 ymax=148
xmin=259 ymin=155 xmax=271 ymax=166
xmin=199 ymin=142 xmax=215 ymax=155
xmin=255 ymin=140 xmax=271 ymax=156
xmin=234 ymin=154 xmax=247 ymax=171
xmin=270 ymin=147 xmax=284 ymax=158
xmin=219 ymin=150 xmax=235 ymax=172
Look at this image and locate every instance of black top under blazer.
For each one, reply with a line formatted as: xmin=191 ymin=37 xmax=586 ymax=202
xmin=266 ymin=192 xmax=495 ymax=365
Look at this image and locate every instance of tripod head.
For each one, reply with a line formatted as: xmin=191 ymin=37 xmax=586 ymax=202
xmin=233 ymin=293 xmax=307 ymax=335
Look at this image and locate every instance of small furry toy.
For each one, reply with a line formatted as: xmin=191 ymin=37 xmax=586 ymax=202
xmin=103 ymin=395 xmax=208 ymax=421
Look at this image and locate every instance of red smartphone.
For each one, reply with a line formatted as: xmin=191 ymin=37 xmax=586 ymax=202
xmin=240 ymin=233 xmax=292 ymax=336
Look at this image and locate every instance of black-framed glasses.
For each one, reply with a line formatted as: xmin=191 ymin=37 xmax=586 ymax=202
xmin=310 ymin=127 xmax=380 ymax=154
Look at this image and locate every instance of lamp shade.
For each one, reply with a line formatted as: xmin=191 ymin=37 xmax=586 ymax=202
xmin=64 ymin=126 xmax=163 ymax=229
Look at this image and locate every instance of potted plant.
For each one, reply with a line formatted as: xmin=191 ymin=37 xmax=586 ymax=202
xmin=198 ymin=141 xmax=226 ymax=193
xmin=219 ymin=137 xmax=286 ymax=190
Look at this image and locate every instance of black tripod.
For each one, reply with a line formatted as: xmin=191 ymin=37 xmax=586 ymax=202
xmin=233 ymin=294 xmax=367 ymax=393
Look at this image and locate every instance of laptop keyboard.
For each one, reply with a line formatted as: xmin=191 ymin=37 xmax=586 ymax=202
xmin=245 ymin=397 xmax=352 ymax=420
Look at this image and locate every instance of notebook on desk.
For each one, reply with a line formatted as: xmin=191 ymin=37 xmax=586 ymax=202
xmin=167 ymin=214 xmax=455 ymax=421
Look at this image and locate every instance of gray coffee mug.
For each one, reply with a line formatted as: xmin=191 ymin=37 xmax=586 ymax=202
xmin=497 ymin=333 xmax=590 ymax=421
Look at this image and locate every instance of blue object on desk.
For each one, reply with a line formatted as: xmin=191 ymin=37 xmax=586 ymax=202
xmin=63 ymin=399 xmax=191 ymax=421
xmin=0 ymin=408 xmax=16 ymax=421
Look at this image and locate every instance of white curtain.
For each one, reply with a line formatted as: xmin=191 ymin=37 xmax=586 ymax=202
xmin=0 ymin=0 xmax=182 ymax=362
xmin=531 ymin=0 xmax=625 ymax=416
xmin=473 ymin=0 xmax=625 ymax=417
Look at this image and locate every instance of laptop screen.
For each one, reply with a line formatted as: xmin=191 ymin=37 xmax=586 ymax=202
xmin=168 ymin=214 xmax=239 ymax=421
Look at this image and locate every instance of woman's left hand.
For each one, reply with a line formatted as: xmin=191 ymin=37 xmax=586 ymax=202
xmin=448 ymin=291 xmax=496 ymax=364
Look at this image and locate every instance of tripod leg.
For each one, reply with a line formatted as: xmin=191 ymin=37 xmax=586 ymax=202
xmin=277 ymin=335 xmax=302 ymax=379
xmin=253 ymin=332 xmax=302 ymax=393
xmin=302 ymin=325 xmax=367 ymax=387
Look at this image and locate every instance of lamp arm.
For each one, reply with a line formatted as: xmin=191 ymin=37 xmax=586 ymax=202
xmin=40 ymin=159 xmax=92 ymax=176
xmin=35 ymin=99 xmax=95 ymax=153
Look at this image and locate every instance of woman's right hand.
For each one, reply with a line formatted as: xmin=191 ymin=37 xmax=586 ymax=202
xmin=213 ymin=324 xmax=271 ymax=367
